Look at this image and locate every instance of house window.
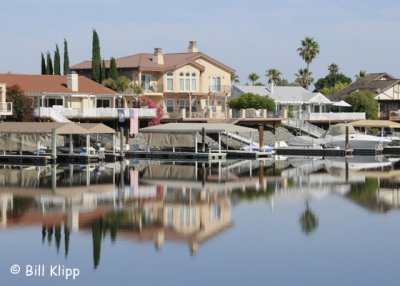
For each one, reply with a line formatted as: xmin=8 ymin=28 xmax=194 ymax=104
xmin=211 ymin=76 xmax=221 ymax=92
xmin=191 ymin=72 xmax=197 ymax=92
xmin=179 ymin=99 xmax=190 ymax=112
xmin=96 ymin=98 xmax=110 ymax=108
xmin=46 ymin=98 xmax=63 ymax=107
xmin=166 ymin=99 xmax=174 ymax=113
xmin=185 ymin=73 xmax=190 ymax=91
xmin=179 ymin=73 xmax=185 ymax=91
xmin=166 ymin=72 xmax=173 ymax=91
xmin=141 ymin=74 xmax=152 ymax=91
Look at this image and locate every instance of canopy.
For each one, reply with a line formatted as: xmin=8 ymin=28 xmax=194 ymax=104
xmin=325 ymin=123 xmax=356 ymax=137
xmin=333 ymin=100 xmax=351 ymax=107
xmin=350 ymin=120 xmax=400 ymax=129
xmin=140 ymin=123 xmax=256 ymax=134
xmin=79 ymin=123 xmax=116 ymax=134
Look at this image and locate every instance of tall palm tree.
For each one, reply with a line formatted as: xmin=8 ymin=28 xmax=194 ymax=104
xmin=328 ymin=63 xmax=339 ymax=75
xmin=248 ymin=73 xmax=260 ymax=86
xmin=295 ymin=68 xmax=314 ymax=89
xmin=231 ymin=72 xmax=240 ymax=84
xmin=299 ymin=201 xmax=319 ymax=235
xmin=266 ymin=68 xmax=282 ymax=85
xmin=297 ymin=37 xmax=320 ymax=70
xmin=355 ymin=70 xmax=366 ymax=81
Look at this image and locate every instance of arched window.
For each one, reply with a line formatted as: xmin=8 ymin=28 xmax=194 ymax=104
xmin=179 ymin=72 xmax=184 ymax=91
xmin=166 ymin=72 xmax=173 ymax=91
xmin=191 ymin=72 xmax=197 ymax=92
xmin=185 ymin=73 xmax=190 ymax=92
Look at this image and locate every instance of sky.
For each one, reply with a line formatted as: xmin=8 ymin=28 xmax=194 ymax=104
xmin=1 ymin=0 xmax=399 ymax=85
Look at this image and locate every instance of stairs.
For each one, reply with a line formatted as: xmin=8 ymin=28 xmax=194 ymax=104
xmin=282 ymin=118 xmax=325 ymax=138
xmin=49 ymin=110 xmax=71 ymax=122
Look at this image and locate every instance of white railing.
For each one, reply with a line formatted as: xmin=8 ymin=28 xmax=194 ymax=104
xmin=282 ymin=118 xmax=326 ymax=138
xmin=35 ymin=107 xmax=157 ymax=120
xmin=0 ymin=102 xmax=12 ymax=116
xmin=302 ymin=112 xmax=366 ymax=121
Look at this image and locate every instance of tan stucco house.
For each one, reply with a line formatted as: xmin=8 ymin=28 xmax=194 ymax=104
xmin=71 ymin=41 xmax=234 ymax=120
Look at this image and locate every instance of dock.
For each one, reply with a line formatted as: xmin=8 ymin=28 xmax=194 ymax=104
xmin=226 ymin=150 xmax=274 ymax=159
xmin=125 ymin=151 xmax=226 ymax=161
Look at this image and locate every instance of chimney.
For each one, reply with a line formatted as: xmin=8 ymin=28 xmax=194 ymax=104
xmin=67 ymin=73 xmax=79 ymax=92
xmin=0 ymin=83 xmax=6 ymax=104
xmin=188 ymin=41 xmax=198 ymax=53
xmin=153 ymin=48 xmax=164 ymax=65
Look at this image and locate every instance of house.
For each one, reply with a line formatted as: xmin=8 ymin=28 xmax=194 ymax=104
xmin=0 ymin=83 xmax=12 ymax=116
xmin=331 ymin=73 xmax=400 ymax=119
xmin=71 ymin=41 xmax=234 ymax=120
xmin=232 ymin=84 xmax=365 ymax=122
xmin=0 ymin=73 xmax=156 ymax=124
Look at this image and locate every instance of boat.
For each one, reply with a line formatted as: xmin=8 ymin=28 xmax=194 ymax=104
xmin=287 ymin=124 xmax=392 ymax=150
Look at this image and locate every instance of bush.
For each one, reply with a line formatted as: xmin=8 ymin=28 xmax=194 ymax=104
xmin=102 ymin=76 xmax=130 ymax=92
xmin=228 ymin=93 xmax=275 ymax=110
xmin=5 ymin=85 xmax=34 ymax=122
xmin=343 ymin=91 xmax=378 ymax=119
xmin=139 ymin=97 xmax=163 ymax=126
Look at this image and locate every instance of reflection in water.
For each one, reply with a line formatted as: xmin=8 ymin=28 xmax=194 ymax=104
xmin=1 ymin=156 xmax=400 ymax=271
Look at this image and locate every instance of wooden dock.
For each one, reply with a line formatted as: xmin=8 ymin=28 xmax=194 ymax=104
xmin=226 ymin=150 xmax=274 ymax=159
xmin=0 ymin=154 xmax=49 ymax=166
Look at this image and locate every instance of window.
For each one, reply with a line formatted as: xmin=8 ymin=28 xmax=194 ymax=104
xmin=166 ymin=72 xmax=173 ymax=91
xmin=211 ymin=76 xmax=221 ymax=92
xmin=96 ymin=98 xmax=110 ymax=108
xmin=166 ymin=99 xmax=174 ymax=113
xmin=185 ymin=73 xmax=190 ymax=91
xmin=179 ymin=73 xmax=185 ymax=91
xmin=166 ymin=206 xmax=174 ymax=227
xmin=46 ymin=98 xmax=63 ymax=107
xmin=180 ymin=206 xmax=197 ymax=226
xmin=179 ymin=99 xmax=189 ymax=112
xmin=191 ymin=72 xmax=197 ymax=92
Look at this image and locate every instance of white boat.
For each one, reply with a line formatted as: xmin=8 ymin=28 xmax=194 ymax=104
xmin=287 ymin=124 xmax=392 ymax=150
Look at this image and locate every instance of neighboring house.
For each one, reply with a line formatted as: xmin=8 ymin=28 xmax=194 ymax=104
xmin=0 ymin=83 xmax=12 ymax=116
xmin=0 ymin=74 xmax=156 ymax=124
xmin=71 ymin=41 xmax=234 ymax=119
xmin=331 ymin=73 xmax=400 ymax=119
xmin=232 ymin=84 xmax=365 ymax=122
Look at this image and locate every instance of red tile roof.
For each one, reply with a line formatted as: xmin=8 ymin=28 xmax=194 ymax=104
xmin=71 ymin=52 xmax=234 ymax=73
xmin=0 ymin=74 xmax=117 ymax=95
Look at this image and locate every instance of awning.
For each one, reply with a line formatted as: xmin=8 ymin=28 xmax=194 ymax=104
xmin=0 ymin=122 xmax=116 ymax=134
xmin=350 ymin=120 xmax=400 ymax=129
xmin=79 ymin=123 xmax=116 ymax=134
xmin=140 ymin=123 xmax=256 ymax=134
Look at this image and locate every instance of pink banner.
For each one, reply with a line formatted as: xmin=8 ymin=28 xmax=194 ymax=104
xmin=130 ymin=109 xmax=139 ymax=135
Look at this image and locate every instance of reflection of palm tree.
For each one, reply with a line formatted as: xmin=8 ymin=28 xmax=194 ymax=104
xmin=92 ymin=220 xmax=103 ymax=269
xmin=47 ymin=225 xmax=54 ymax=244
xmin=299 ymin=201 xmax=318 ymax=235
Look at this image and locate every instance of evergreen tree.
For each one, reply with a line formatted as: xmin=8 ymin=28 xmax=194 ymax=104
xmin=41 ymin=53 xmax=46 ymax=74
xmin=109 ymin=57 xmax=118 ymax=80
xmin=100 ymin=60 xmax=106 ymax=82
xmin=91 ymin=29 xmax=102 ymax=82
xmin=63 ymin=39 xmax=70 ymax=75
xmin=54 ymin=44 xmax=61 ymax=75
xmin=46 ymin=52 xmax=53 ymax=75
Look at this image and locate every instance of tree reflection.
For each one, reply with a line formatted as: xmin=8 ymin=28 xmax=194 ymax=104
xmin=299 ymin=201 xmax=318 ymax=235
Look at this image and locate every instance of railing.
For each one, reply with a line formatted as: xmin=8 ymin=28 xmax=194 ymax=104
xmin=35 ymin=107 xmax=157 ymax=120
xmin=282 ymin=118 xmax=326 ymax=138
xmin=209 ymin=85 xmax=231 ymax=94
xmin=0 ymin=102 xmax=12 ymax=116
xmin=302 ymin=112 xmax=366 ymax=121
xmin=141 ymin=83 xmax=163 ymax=93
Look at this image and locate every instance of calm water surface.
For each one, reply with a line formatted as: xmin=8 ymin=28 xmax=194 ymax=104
xmin=1 ymin=156 xmax=400 ymax=286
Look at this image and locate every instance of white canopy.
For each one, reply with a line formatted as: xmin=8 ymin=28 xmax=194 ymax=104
xmin=333 ymin=100 xmax=351 ymax=107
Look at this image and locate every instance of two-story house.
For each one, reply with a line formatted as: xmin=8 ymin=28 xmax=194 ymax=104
xmin=71 ymin=41 xmax=234 ymax=120
xmin=0 ymin=73 xmax=156 ymax=124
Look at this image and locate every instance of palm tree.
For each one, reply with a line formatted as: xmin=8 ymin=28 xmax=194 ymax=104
xmin=266 ymin=68 xmax=282 ymax=85
xmin=355 ymin=70 xmax=366 ymax=81
xmin=295 ymin=68 xmax=314 ymax=89
xmin=248 ymin=73 xmax=260 ymax=86
xmin=299 ymin=201 xmax=318 ymax=235
xmin=328 ymin=63 xmax=339 ymax=75
xmin=297 ymin=37 xmax=320 ymax=70
xmin=231 ymin=72 xmax=239 ymax=84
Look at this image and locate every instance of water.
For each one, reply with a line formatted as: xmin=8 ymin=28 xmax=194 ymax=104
xmin=1 ymin=157 xmax=400 ymax=286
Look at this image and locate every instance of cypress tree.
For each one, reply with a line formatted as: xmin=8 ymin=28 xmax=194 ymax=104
xmin=41 ymin=53 xmax=46 ymax=74
xmin=46 ymin=52 xmax=53 ymax=75
xmin=63 ymin=39 xmax=70 ymax=75
xmin=100 ymin=60 xmax=106 ymax=82
xmin=54 ymin=44 xmax=61 ymax=75
xmin=91 ymin=29 xmax=101 ymax=82
xmin=109 ymin=57 xmax=118 ymax=80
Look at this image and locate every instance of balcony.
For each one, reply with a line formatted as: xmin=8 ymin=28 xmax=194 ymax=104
xmin=141 ymin=83 xmax=163 ymax=94
xmin=209 ymin=85 xmax=231 ymax=94
xmin=301 ymin=112 xmax=366 ymax=121
xmin=389 ymin=111 xmax=400 ymax=121
xmin=0 ymin=102 xmax=12 ymax=116
xmin=35 ymin=107 xmax=157 ymax=121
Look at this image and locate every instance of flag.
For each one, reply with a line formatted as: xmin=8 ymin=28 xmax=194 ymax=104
xmin=118 ymin=108 xmax=125 ymax=123
xmin=130 ymin=108 xmax=139 ymax=135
